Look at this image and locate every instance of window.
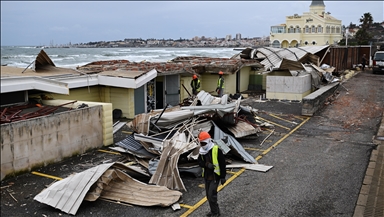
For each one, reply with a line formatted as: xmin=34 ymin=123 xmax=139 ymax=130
xmin=304 ymin=41 xmax=309 ymax=45
xmin=296 ymin=26 xmax=301 ymax=33
xmin=305 ymin=25 xmax=309 ymax=33
xmin=312 ymin=41 xmax=316 ymax=45
xmin=272 ymin=40 xmax=281 ymax=48
xmin=326 ymin=26 xmax=330 ymax=33
xmin=312 ymin=25 xmax=316 ymax=33
xmin=331 ymin=26 xmax=335 ymax=33
xmin=317 ymin=25 xmax=322 ymax=33
xmin=336 ymin=26 xmax=340 ymax=33
xmin=289 ymin=26 xmax=294 ymax=33
xmin=271 ymin=26 xmax=286 ymax=33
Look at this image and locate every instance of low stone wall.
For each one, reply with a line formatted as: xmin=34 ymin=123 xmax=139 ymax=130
xmin=301 ymin=82 xmax=340 ymax=116
xmin=1 ymin=106 xmax=103 ymax=180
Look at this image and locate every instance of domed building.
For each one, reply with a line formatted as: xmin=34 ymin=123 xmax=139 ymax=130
xmin=270 ymin=0 xmax=343 ymax=48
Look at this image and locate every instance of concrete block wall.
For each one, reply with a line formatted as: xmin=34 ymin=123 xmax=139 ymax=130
xmin=1 ymin=106 xmax=103 ymax=180
xmin=266 ymin=74 xmax=312 ymax=100
xmin=41 ymin=100 xmax=113 ymax=146
xmin=302 ymin=82 xmax=340 ymax=116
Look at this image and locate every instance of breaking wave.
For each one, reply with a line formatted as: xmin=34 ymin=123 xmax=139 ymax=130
xmin=0 ymin=47 xmax=239 ymax=68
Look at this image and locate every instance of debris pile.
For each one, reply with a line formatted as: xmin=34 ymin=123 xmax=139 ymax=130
xmin=33 ymin=91 xmax=274 ymax=215
xmin=0 ymin=101 xmax=77 ymax=124
xmin=114 ymin=90 xmax=267 ymax=191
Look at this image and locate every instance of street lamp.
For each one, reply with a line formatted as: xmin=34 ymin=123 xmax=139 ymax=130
xmin=345 ymin=28 xmax=349 ymax=46
xmin=369 ymin=41 xmax=372 ymax=67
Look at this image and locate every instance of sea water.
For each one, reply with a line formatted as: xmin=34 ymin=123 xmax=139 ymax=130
xmin=1 ymin=46 xmax=240 ymax=69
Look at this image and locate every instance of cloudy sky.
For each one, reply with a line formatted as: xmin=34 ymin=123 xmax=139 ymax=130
xmin=1 ymin=1 xmax=383 ymax=46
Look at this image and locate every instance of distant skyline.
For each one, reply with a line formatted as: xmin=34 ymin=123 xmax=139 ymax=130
xmin=1 ymin=1 xmax=383 ymax=46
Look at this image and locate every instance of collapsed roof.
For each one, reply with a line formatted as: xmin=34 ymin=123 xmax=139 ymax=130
xmin=1 ymin=50 xmax=158 ymax=94
xmin=233 ymin=45 xmax=329 ymax=71
xmin=76 ymin=56 xmax=263 ymax=76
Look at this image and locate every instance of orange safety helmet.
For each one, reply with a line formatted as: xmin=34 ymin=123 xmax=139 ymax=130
xmin=193 ymin=74 xmax=197 ymax=79
xmin=219 ymin=71 xmax=224 ymax=75
xmin=198 ymin=131 xmax=211 ymax=141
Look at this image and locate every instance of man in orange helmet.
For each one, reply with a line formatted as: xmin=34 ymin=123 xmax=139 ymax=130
xmin=190 ymin=74 xmax=201 ymax=95
xmin=215 ymin=71 xmax=224 ymax=97
xmin=198 ymin=131 xmax=226 ymax=217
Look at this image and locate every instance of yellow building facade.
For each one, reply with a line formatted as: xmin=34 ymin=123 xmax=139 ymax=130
xmin=270 ymin=0 xmax=343 ymax=48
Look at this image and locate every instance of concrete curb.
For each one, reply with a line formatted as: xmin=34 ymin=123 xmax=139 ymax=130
xmin=301 ymin=82 xmax=339 ymax=116
xmin=353 ymin=112 xmax=384 ymax=217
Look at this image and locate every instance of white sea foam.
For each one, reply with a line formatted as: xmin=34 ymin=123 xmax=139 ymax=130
xmin=0 ymin=47 xmax=240 ymax=68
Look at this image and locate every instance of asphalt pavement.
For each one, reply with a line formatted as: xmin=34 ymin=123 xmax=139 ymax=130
xmin=1 ymin=69 xmax=383 ymax=217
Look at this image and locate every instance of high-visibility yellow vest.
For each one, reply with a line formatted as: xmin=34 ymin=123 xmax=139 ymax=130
xmin=217 ymin=77 xmax=224 ymax=88
xmin=201 ymin=145 xmax=221 ymax=177
xmin=191 ymin=79 xmax=201 ymax=91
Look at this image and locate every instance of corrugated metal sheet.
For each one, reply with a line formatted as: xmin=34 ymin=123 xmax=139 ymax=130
xmin=227 ymin=121 xmax=258 ymax=138
xmin=256 ymin=46 xmax=329 ymax=70
xmin=196 ymin=90 xmax=215 ymax=105
xmin=34 ymin=163 xmax=114 ymax=215
xmin=149 ymin=133 xmax=198 ymax=191
xmin=34 ymin=162 xmax=182 ymax=215
xmin=113 ymin=121 xmax=126 ymax=134
xmin=34 ymin=49 xmax=56 ymax=68
xmin=134 ymin=133 xmax=164 ymax=152
xmin=115 ymin=134 xmax=157 ymax=159
xmin=152 ymin=110 xmax=194 ymax=127
xmin=89 ymin=168 xmax=181 ymax=206
xmin=212 ymin=121 xmax=256 ymax=164
xmin=278 ymin=59 xmax=305 ymax=70
xmin=130 ymin=113 xmax=153 ymax=135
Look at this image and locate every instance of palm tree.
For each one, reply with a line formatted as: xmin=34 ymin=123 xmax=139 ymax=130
xmin=359 ymin=12 xmax=373 ymax=30
xmin=356 ymin=12 xmax=373 ymax=45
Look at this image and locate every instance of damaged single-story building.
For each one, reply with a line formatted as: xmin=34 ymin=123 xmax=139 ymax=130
xmin=76 ymin=56 xmax=264 ymax=111
xmin=0 ymin=50 xmax=157 ymax=180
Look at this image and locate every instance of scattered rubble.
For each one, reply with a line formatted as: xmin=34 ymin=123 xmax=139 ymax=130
xmin=1 ymin=101 xmax=77 ymax=124
xmin=33 ymin=90 xmax=275 ymax=214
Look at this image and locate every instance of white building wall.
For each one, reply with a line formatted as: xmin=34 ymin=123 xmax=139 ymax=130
xmin=266 ymin=74 xmax=312 ymax=100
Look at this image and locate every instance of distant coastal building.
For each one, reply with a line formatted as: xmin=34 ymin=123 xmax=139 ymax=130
xmin=269 ymin=0 xmax=343 ymax=48
xmin=236 ymin=33 xmax=242 ymax=40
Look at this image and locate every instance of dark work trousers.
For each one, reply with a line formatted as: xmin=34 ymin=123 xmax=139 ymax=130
xmin=217 ymin=88 xmax=224 ymax=97
xmin=205 ymin=178 xmax=220 ymax=215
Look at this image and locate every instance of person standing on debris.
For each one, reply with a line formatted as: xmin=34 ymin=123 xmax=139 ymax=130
xmin=362 ymin=54 xmax=367 ymax=71
xmin=215 ymin=71 xmax=225 ymax=97
xmin=198 ymin=131 xmax=226 ymax=217
xmin=190 ymin=74 xmax=201 ymax=95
